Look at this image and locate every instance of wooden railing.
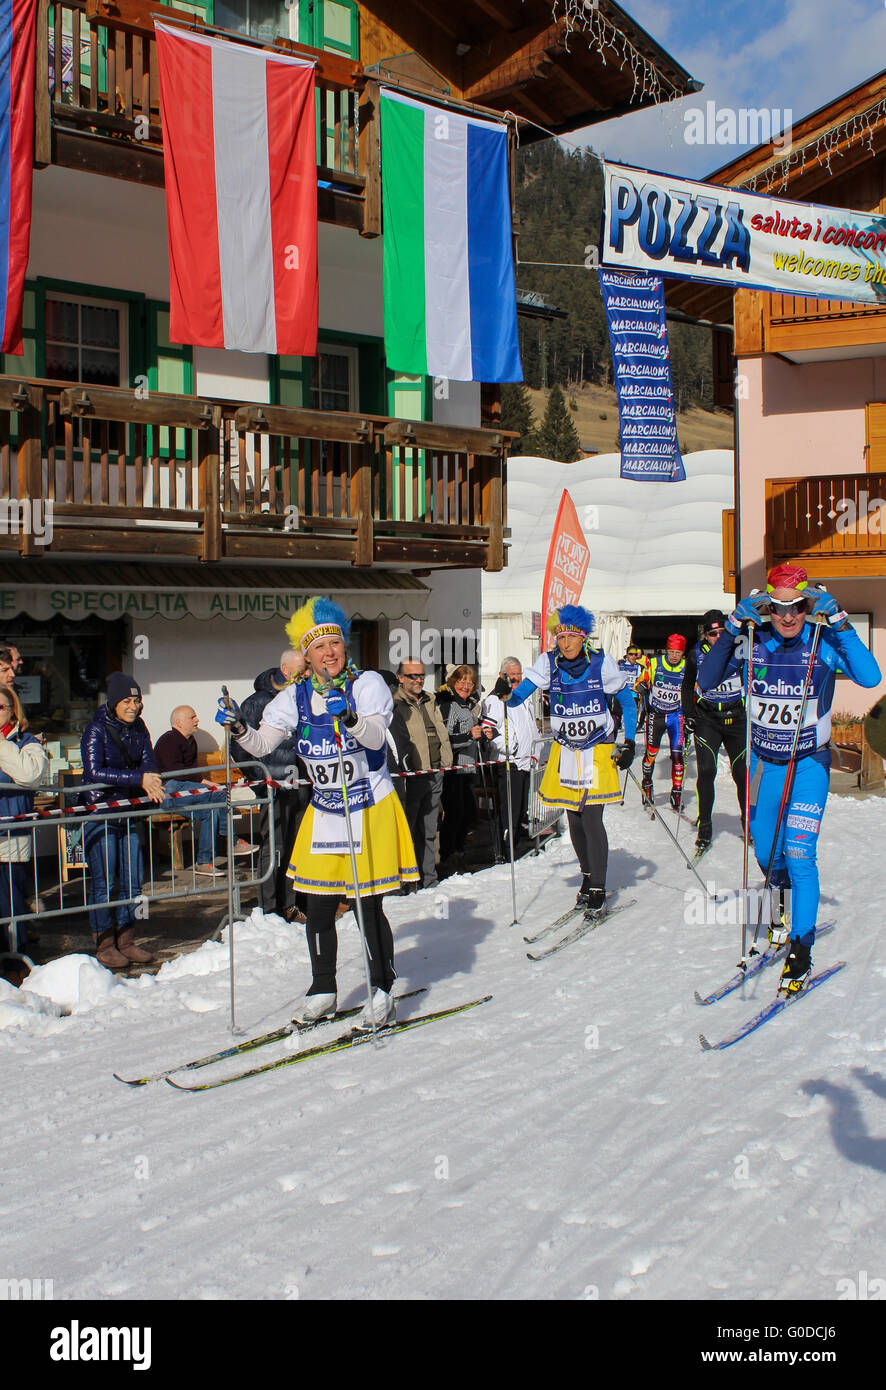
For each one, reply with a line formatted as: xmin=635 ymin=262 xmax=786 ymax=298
xmin=35 ymin=0 xmax=377 ymax=230
xmin=0 ymin=380 xmax=509 ymax=570
xmin=765 ymin=472 xmax=886 ymax=577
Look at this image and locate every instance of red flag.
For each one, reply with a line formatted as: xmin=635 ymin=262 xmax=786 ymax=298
xmin=1 ymin=0 xmax=38 ymax=355
xmin=540 ymin=491 xmax=591 ymax=651
xmin=155 ymin=23 xmax=318 ymax=355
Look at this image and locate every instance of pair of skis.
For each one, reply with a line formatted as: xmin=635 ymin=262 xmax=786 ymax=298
xmin=695 ymin=923 xmax=844 ymax=1051
xmin=523 ymin=896 xmax=637 ymax=961
xmin=115 ymin=991 xmax=491 ymax=1091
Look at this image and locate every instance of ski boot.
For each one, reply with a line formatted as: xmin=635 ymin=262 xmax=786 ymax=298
xmin=575 ymin=873 xmax=593 ymax=909
xmin=669 ymin=786 xmax=683 ymax=813
xmin=354 ymin=988 xmax=396 ymax=1032
xmin=295 ymin=992 xmax=337 ymax=1025
xmin=768 ymin=888 xmax=791 ymax=948
xmin=694 ymin=824 xmax=712 ymax=857
xmin=778 ymin=938 xmax=811 ymax=994
xmin=641 ymin=769 xmax=654 ymax=808
xmin=583 ymin=887 xmax=607 ymax=923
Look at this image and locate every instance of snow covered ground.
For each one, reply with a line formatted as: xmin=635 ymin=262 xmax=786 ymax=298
xmin=3 ymin=763 xmax=886 ymax=1304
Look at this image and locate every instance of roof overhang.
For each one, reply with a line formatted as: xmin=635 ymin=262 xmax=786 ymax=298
xmin=362 ymin=0 xmax=699 ymax=139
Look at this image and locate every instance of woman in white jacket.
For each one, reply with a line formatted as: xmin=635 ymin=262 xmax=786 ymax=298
xmin=0 ymin=687 xmax=48 ymax=952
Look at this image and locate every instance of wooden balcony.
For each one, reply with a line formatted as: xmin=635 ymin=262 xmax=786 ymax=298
xmin=35 ymin=0 xmax=380 ymax=235
xmin=0 ymin=379 xmax=509 ymax=571
xmin=764 ymin=292 xmax=886 ymax=356
xmin=765 ymin=472 xmax=886 ymax=577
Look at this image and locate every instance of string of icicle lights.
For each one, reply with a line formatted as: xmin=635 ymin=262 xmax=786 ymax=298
xmin=742 ymin=98 xmax=886 ymax=194
xmin=552 ymin=0 xmax=683 ymax=109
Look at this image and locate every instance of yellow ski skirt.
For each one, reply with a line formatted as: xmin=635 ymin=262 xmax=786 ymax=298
xmin=537 ymin=741 xmax=622 ymax=810
xmin=286 ymin=790 xmax=420 ymax=897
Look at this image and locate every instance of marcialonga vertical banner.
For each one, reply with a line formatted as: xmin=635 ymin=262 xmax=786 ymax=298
xmin=599 ymin=267 xmax=685 ymax=483
xmin=540 ymin=491 xmax=591 ymax=652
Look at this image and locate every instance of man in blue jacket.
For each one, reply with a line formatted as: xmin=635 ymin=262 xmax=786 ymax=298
xmin=699 ymin=564 xmax=881 ymax=990
xmin=81 ymin=673 xmax=164 ymax=968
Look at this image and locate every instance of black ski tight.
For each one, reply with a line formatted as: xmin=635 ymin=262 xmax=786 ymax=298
xmin=567 ymin=804 xmax=608 ymax=886
xmin=305 ymin=894 xmax=396 ymax=995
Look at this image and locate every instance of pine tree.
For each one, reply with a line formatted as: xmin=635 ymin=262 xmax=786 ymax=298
xmin=533 ymin=383 xmax=582 ymax=462
xmin=500 ymin=382 xmax=536 ymax=455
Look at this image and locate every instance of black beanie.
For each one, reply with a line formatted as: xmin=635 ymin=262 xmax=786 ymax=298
xmin=701 ymin=609 xmax=726 ymax=630
xmin=106 ymin=672 xmax=142 ymax=711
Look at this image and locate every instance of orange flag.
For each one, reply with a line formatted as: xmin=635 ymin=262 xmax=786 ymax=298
xmin=540 ymin=491 xmax=591 ymax=651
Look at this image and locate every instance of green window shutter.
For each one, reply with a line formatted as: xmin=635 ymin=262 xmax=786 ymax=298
xmin=387 ymin=372 xmax=429 ymax=522
xmin=274 ymin=354 xmax=310 ymax=408
xmin=1 ymin=285 xmax=41 ymax=381
xmin=300 ymin=0 xmax=358 ymax=55
xmin=148 ymin=302 xmax=193 ymax=459
xmin=301 ymin=0 xmax=359 ymax=170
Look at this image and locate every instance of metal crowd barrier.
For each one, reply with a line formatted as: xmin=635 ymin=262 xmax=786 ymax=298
xmin=527 ymin=735 xmax=563 ymax=848
xmin=0 ymin=761 xmax=275 ymax=960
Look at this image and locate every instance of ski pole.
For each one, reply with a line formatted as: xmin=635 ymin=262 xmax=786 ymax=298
xmin=219 ymin=686 xmax=244 ymax=1036
xmin=740 ymin=620 xmax=755 ymax=965
xmin=321 ymin=668 xmax=379 ymax=1041
xmin=745 ymin=614 xmax=825 ymax=961
xmin=624 ymin=765 xmax=722 ymax=899
xmin=477 ymin=752 xmax=503 ymax=865
xmin=503 ymin=700 xmax=519 ymax=926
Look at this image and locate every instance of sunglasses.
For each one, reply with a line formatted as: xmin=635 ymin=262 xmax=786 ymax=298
xmin=768 ymin=597 xmax=808 ymax=617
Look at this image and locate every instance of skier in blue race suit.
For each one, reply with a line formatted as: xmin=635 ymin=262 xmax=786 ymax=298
xmin=699 ymin=562 xmax=881 ymax=990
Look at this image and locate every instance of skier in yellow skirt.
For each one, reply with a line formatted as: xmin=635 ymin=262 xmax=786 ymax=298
xmin=504 ymin=605 xmax=637 ymax=919
xmin=224 ymin=597 xmax=419 ymax=1028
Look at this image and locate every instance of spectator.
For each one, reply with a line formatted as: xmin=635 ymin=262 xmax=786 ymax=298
xmin=394 ymin=659 xmax=453 ymax=889
xmin=481 ymin=657 xmax=539 ymax=859
xmin=0 ymin=647 xmax=17 ymax=689
xmin=436 ymin=664 xmax=486 ymax=865
xmin=0 ymin=686 xmax=48 ymax=953
xmin=80 ymin=673 xmax=162 ymax=969
xmin=233 ymin=650 xmax=310 ymax=920
xmin=155 ymin=706 xmax=251 ymax=876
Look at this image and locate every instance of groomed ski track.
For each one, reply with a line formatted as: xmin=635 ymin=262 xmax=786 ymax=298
xmin=2 ymin=768 xmax=885 ymax=1301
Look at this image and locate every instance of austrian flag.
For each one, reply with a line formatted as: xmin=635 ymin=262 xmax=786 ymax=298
xmin=155 ymin=23 xmax=318 ymax=355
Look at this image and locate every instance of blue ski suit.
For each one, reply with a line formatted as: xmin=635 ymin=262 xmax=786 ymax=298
xmin=699 ymin=620 xmax=881 ymax=946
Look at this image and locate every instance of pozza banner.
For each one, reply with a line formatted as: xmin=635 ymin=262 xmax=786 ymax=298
xmin=601 ymin=160 xmax=886 ymax=305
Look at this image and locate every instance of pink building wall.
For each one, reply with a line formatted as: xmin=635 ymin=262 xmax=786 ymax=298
xmin=737 ymin=354 xmax=886 ymax=714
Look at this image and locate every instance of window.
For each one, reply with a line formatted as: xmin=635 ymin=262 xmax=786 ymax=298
xmin=309 ymin=345 xmax=358 ymax=412
xmin=214 ymin=0 xmax=290 ymax=42
xmin=44 ymin=294 xmax=127 ymax=386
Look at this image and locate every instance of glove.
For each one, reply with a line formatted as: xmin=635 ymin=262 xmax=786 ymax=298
xmin=505 ymin=677 xmax=536 ymax=709
xmin=215 ymin=695 xmax=246 ymax=738
xmin=612 ymin=739 xmax=635 ymax=770
xmin=325 ymin=689 xmax=357 ymax=727
xmin=726 ymin=594 xmax=768 ymax=635
xmin=807 ymin=588 xmax=848 ymax=627
xmin=684 ymin=715 xmax=696 ymax=733
xmin=493 ymin=676 xmax=510 ymax=699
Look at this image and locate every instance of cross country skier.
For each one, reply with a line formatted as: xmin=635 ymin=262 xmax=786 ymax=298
xmin=503 ymin=605 xmax=636 ymax=919
xmin=682 ymin=610 xmax=747 ymax=856
xmin=220 ymin=597 xmax=419 ymax=1029
xmin=640 ymin=635 xmax=687 ymax=811
xmin=698 ymin=563 xmax=881 ymax=991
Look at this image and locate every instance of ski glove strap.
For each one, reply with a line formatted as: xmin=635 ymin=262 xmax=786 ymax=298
xmin=808 ymin=589 xmax=848 ymax=626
